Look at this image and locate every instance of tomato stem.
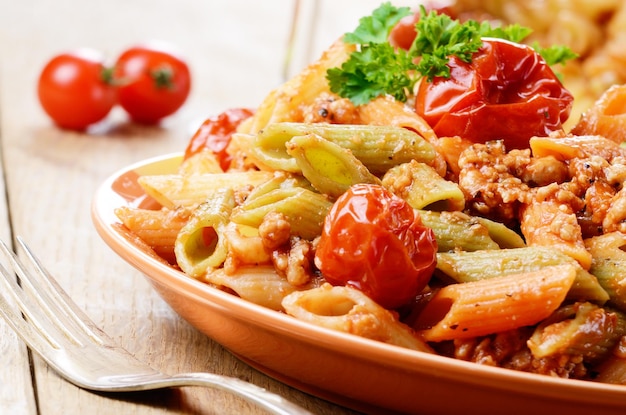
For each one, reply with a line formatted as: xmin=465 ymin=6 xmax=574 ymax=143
xmin=151 ymin=65 xmax=174 ymax=90
xmin=100 ymin=66 xmax=115 ymax=85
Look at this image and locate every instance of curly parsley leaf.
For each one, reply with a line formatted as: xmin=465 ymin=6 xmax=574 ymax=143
xmin=533 ymin=42 xmax=580 ymax=66
xmin=327 ymin=43 xmax=416 ymax=105
xmin=343 ymin=2 xmax=412 ymax=45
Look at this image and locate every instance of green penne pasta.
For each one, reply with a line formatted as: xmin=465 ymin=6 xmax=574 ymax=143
xmin=474 ymin=216 xmax=526 ymax=249
xmin=417 ymin=210 xmax=501 ymax=252
xmin=285 ymin=133 xmax=380 ymax=198
xmin=436 ymin=246 xmax=610 ymax=304
xmin=417 ymin=210 xmax=525 ymax=252
xmin=252 ymin=122 xmax=436 ymax=174
xmin=382 ymin=160 xmax=465 ymax=211
xmin=586 ymin=232 xmax=626 ymax=312
xmin=230 ymin=177 xmax=332 ymax=240
xmin=174 ymin=189 xmax=235 ymax=278
xmin=528 ymin=303 xmax=626 ymax=362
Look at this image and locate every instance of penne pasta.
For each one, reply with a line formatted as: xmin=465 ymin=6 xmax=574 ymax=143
xmin=528 ymin=302 xmax=626 ymax=361
xmin=203 ymin=265 xmax=314 ymax=311
xmin=436 ymin=246 xmax=609 ymax=304
xmin=415 ymin=264 xmax=577 ymax=342
xmin=245 ymin=38 xmax=355 ymax=134
xmin=585 ymin=231 xmax=626 ymax=312
xmin=114 ymin=206 xmax=191 ymax=264
xmin=230 ymin=177 xmax=332 ymax=241
xmin=382 ymin=160 xmax=465 ymax=212
xmin=251 ymin=122 xmax=437 ymax=175
xmin=285 ymin=132 xmax=380 ymax=198
xmin=520 ymin=198 xmax=592 ymax=269
xmin=572 ymin=84 xmax=626 ymax=143
xmin=529 ymin=133 xmax=626 ymax=162
xmin=174 ymin=189 xmax=235 ymax=278
xmin=282 ymin=283 xmax=433 ymax=353
xmin=417 ymin=210 xmax=525 ymax=252
xmin=138 ymin=171 xmax=273 ymax=209
xmin=355 ymin=95 xmax=438 ymax=146
xmin=177 ymin=149 xmax=224 ymax=175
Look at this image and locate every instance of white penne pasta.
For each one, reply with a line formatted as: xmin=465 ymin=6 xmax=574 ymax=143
xmin=282 ymin=283 xmax=433 ymax=353
xmin=203 ymin=266 xmax=308 ymax=311
xmin=415 ymin=264 xmax=577 ymax=342
xmin=138 ymin=171 xmax=273 ymax=209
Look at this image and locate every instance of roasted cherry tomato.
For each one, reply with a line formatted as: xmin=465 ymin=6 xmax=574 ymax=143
xmin=184 ymin=108 xmax=255 ymax=171
xmin=114 ymin=43 xmax=191 ymax=124
xmin=414 ymin=38 xmax=574 ymax=149
xmin=37 ymin=49 xmax=117 ymax=130
xmin=314 ymin=183 xmax=437 ymax=310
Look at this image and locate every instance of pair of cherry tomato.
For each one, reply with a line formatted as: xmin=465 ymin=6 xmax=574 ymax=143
xmin=37 ymin=43 xmax=191 ymax=130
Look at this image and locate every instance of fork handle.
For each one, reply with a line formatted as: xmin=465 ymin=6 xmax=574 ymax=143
xmin=167 ymin=372 xmax=315 ymax=415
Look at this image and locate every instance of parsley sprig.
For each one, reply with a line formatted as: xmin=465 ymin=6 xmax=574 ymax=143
xmin=326 ymin=2 xmax=577 ymax=105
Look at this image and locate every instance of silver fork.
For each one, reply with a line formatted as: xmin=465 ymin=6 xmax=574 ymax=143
xmin=0 ymin=237 xmax=313 ymax=415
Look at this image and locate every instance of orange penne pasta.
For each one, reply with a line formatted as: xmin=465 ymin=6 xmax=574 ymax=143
xmin=572 ymin=84 xmax=626 ymax=143
xmin=356 ymin=95 xmax=438 ymax=145
xmin=115 ymin=206 xmax=191 ymax=264
xmin=519 ymin=198 xmax=592 ymax=270
xmin=415 ymin=264 xmax=577 ymax=342
xmin=529 ymin=133 xmax=626 ymax=162
xmin=245 ymin=38 xmax=355 ymax=134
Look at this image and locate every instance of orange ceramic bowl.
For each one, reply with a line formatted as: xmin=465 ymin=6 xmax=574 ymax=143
xmin=92 ymin=153 xmax=626 ymax=415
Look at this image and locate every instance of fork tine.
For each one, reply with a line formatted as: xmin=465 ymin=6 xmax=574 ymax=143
xmin=13 ymin=236 xmax=111 ymax=345
xmin=0 ymin=241 xmax=64 ymax=352
xmin=0 ymin=239 xmax=84 ymax=346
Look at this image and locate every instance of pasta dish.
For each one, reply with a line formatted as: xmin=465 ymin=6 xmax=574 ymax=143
xmin=113 ymin=1 xmax=626 ymax=384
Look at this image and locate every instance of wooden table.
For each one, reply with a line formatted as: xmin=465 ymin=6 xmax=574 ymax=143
xmin=0 ymin=1 xmax=382 ymax=413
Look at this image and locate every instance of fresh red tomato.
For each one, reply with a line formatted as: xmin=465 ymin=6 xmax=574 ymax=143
xmin=37 ymin=49 xmax=117 ymax=130
xmin=184 ymin=108 xmax=255 ymax=170
xmin=114 ymin=43 xmax=191 ymax=124
xmin=414 ymin=38 xmax=574 ymax=149
xmin=314 ymin=184 xmax=437 ymax=310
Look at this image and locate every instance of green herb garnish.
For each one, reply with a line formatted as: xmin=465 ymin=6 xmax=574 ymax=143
xmin=326 ymin=3 xmax=577 ymax=105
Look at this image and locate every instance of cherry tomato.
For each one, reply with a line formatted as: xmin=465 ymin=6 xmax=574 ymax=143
xmin=389 ymin=2 xmax=455 ymax=50
xmin=314 ymin=184 xmax=438 ymax=310
xmin=114 ymin=43 xmax=191 ymax=124
xmin=184 ymin=108 xmax=255 ymax=170
xmin=414 ymin=38 xmax=574 ymax=149
xmin=37 ymin=49 xmax=117 ymax=130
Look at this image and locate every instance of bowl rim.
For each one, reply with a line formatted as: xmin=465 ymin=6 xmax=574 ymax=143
xmin=91 ymin=152 xmax=626 ymax=408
